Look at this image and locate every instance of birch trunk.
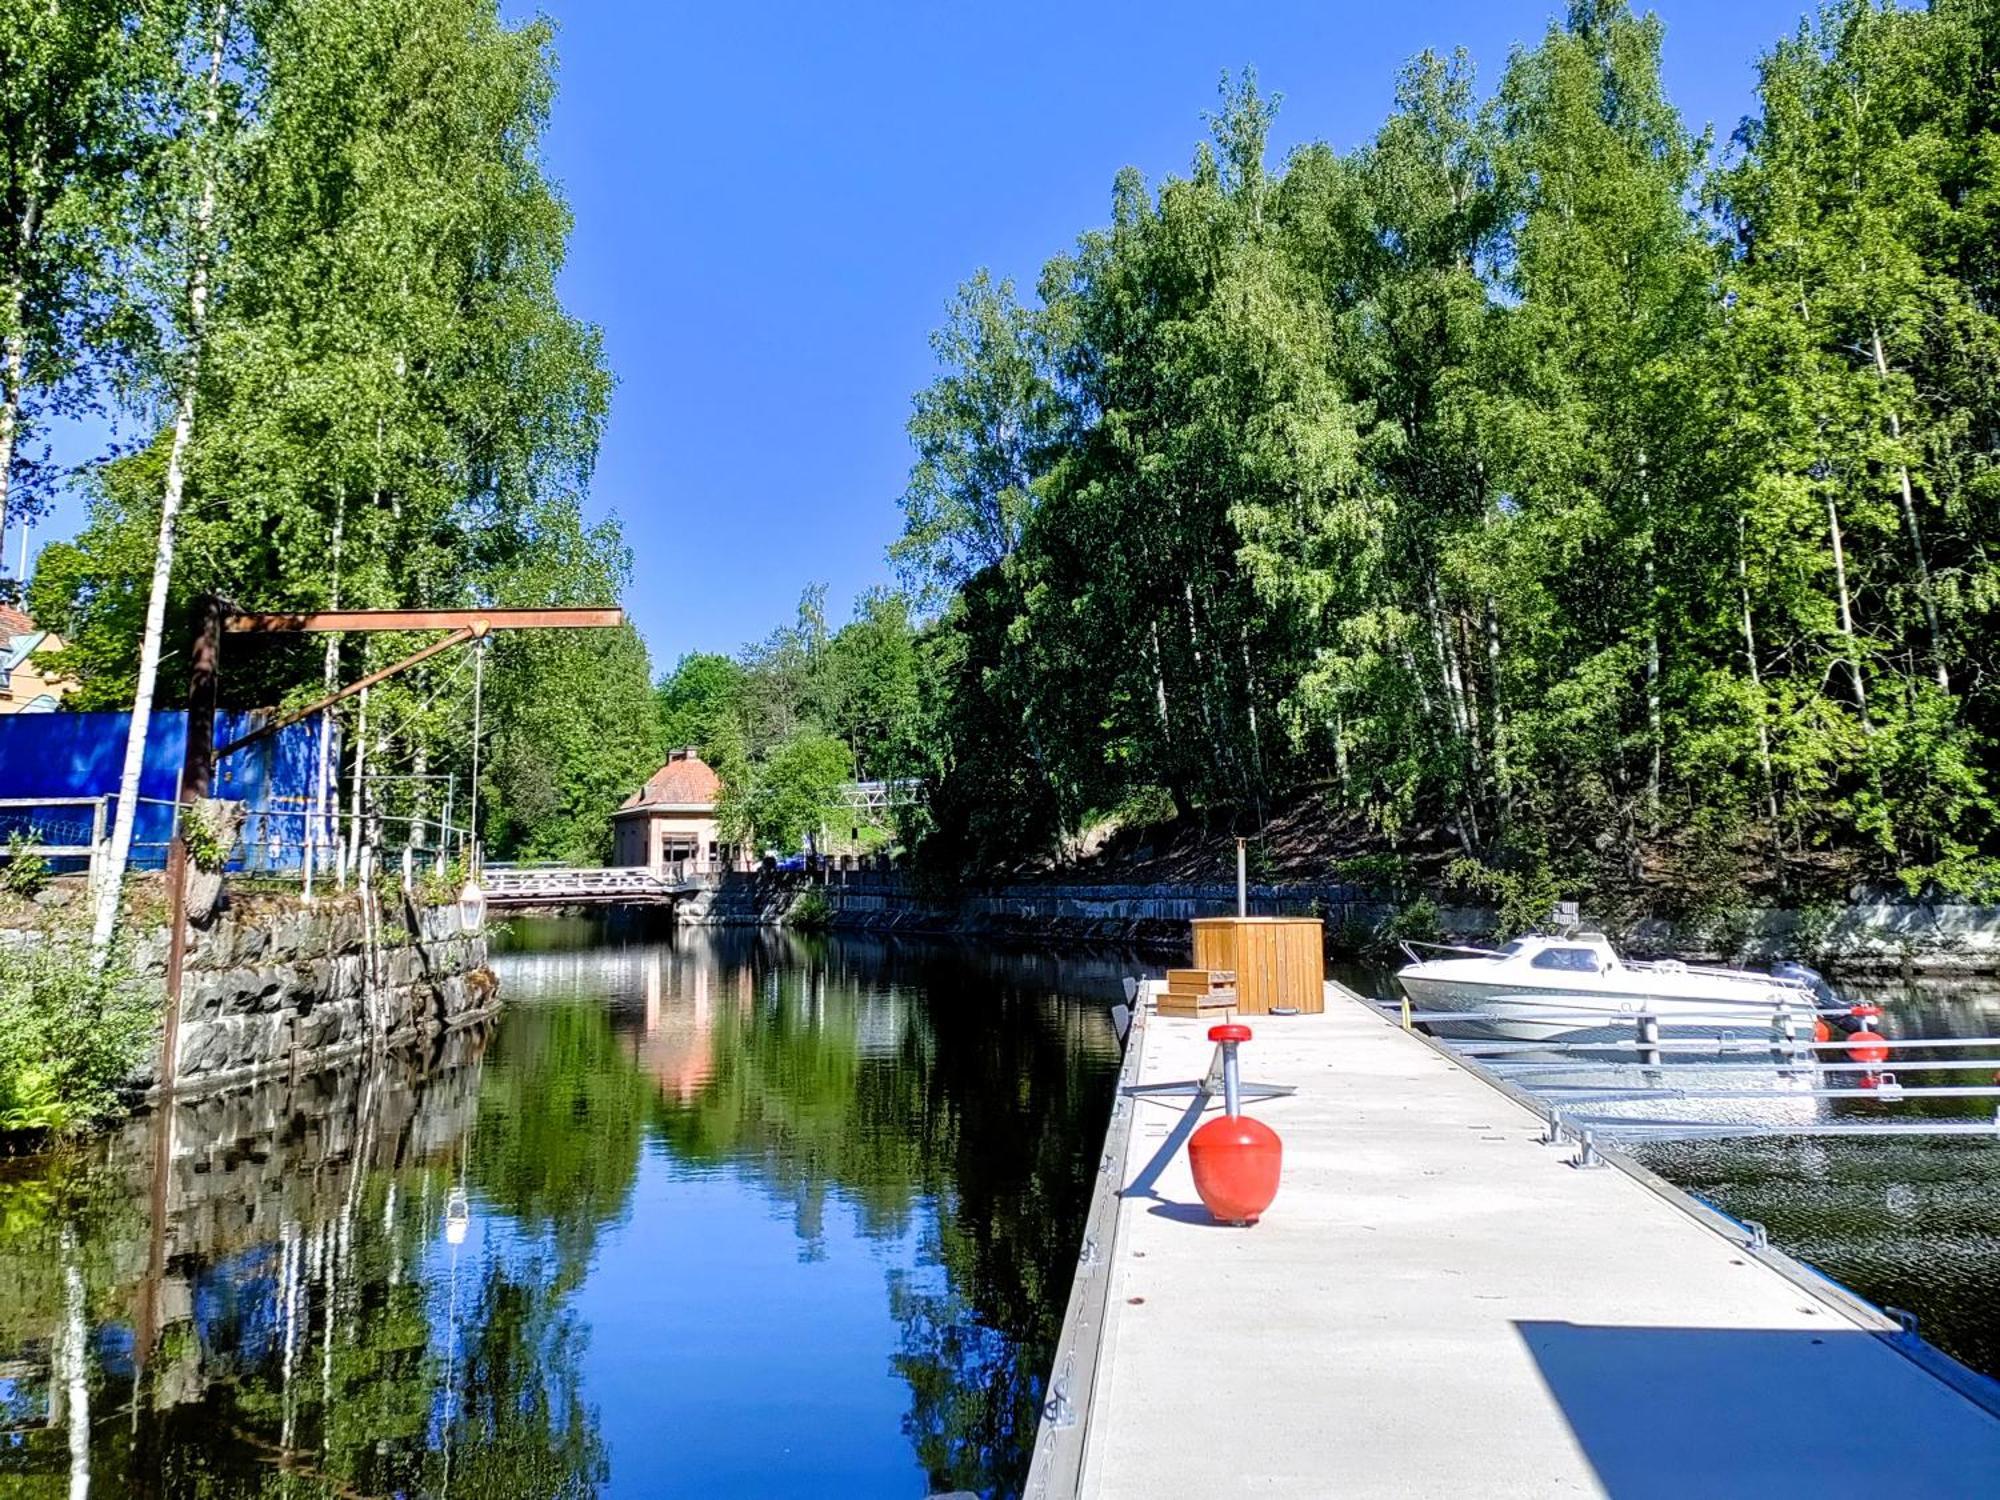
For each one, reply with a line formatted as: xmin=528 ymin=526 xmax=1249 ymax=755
xmin=90 ymin=4 xmax=231 ymax=955
xmin=1868 ymin=324 xmax=1949 ymax=690
xmin=0 ymin=128 xmax=45 ymax=571
xmin=1485 ymin=597 xmax=1508 ymax=827
xmin=306 ymin=495 xmax=344 ymax=886
xmin=0 ymin=309 xmax=25 ymax=571
xmin=1827 ymin=495 xmax=1870 ymax=733
xmin=1645 ymin=553 xmax=1662 ymax=836
xmin=1737 ymin=519 xmax=1784 ymax=882
xmin=345 ymin=687 xmax=369 ymax=870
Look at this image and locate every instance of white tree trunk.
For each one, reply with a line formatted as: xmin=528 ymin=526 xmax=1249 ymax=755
xmin=0 ymin=318 xmax=24 ymax=572
xmin=62 ymin=1226 xmax=88 ymax=1500
xmin=1827 ymin=495 xmax=1870 ymax=734
xmin=345 ymin=686 xmax=368 ymax=870
xmin=89 ymin=4 xmax=230 ymax=955
xmin=0 ymin=134 xmax=45 ymax=573
xmin=1737 ymin=519 xmax=1784 ymax=882
xmin=1867 ymin=326 xmax=1949 ymax=690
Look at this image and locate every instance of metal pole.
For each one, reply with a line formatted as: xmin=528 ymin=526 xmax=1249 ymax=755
xmin=1236 ymin=838 xmax=1247 ymax=918
xmin=1221 ymin=1039 xmax=1243 ymax=1116
xmin=468 ymin=639 xmax=485 ymax=874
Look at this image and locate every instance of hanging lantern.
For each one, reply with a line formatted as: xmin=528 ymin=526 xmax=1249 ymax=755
xmin=458 ymin=877 xmax=487 ymax=934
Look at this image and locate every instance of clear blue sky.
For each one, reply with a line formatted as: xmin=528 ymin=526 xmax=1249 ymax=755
xmin=36 ymin=1 xmax=1817 ymax=672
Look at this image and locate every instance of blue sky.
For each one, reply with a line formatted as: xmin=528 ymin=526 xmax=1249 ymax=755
xmin=34 ymin=1 xmax=1817 ymax=670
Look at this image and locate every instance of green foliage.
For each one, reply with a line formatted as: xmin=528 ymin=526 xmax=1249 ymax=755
xmin=785 ymin=887 xmax=833 ymax=929
xmin=180 ymin=804 xmax=228 ymax=873
xmin=20 ymin=0 xmax=626 ymax=867
xmin=743 ymin=730 xmax=852 ymax=855
xmin=1377 ymin=897 xmax=1442 ymax=951
xmin=873 ymin=3 xmax=2000 ymax=904
xmin=0 ymin=935 xmax=152 ymax=1134
xmin=1 ymin=830 xmax=49 ymax=897
xmin=1335 ymin=853 xmax=1416 ymax=896
xmin=656 ymin=651 xmax=746 ymax=753
xmin=1445 ymin=857 xmax=1567 ymax=941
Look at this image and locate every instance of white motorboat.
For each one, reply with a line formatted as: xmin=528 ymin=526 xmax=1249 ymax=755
xmin=1394 ymin=931 xmax=1824 ymax=1046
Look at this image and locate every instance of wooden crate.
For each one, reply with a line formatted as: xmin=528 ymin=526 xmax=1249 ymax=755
xmin=1156 ymin=989 xmax=1238 ymax=1019
xmin=1189 ymin=917 xmax=1324 ymax=1015
xmin=1158 ymin=966 xmax=1238 ymax=1019
xmin=1166 ymin=967 xmax=1235 ymax=995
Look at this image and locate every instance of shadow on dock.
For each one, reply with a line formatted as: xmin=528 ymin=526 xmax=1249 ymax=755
xmin=1518 ymin=1319 xmax=2000 ymax=1496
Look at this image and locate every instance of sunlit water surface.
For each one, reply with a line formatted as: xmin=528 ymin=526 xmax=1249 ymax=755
xmin=0 ymin=922 xmax=1127 ymax=1498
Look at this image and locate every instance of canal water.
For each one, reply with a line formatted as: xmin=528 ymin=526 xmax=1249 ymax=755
xmin=0 ymin=921 xmax=1128 ymax=1498
xmin=4 ymin=928 xmax=1996 ymax=1497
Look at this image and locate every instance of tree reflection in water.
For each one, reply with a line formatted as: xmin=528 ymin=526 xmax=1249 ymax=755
xmin=0 ymin=924 xmax=1124 ymax=1498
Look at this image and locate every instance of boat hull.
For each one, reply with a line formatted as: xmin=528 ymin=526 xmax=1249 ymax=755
xmin=1397 ymin=973 xmax=1817 ymax=1047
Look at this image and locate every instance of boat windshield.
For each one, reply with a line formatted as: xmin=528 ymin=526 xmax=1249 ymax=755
xmin=1494 ymin=939 xmax=1526 ymax=959
xmin=1529 ymin=946 xmax=1605 ymax=973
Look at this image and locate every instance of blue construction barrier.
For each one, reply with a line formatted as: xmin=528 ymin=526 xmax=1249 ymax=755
xmin=0 ymin=710 xmax=337 ymax=870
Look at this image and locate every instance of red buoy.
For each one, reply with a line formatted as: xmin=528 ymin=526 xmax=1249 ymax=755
xmin=1813 ymin=1018 xmax=1832 ymax=1045
xmin=1189 ymin=1114 xmax=1283 ymax=1224
xmin=1187 ymin=1022 xmax=1283 ymax=1225
xmin=1848 ymin=1029 xmax=1890 ymax=1065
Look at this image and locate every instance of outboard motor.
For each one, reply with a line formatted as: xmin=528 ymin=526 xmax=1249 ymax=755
xmin=1772 ymin=960 xmax=1864 ymax=1036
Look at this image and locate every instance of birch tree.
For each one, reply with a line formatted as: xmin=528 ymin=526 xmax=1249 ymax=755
xmin=90 ymin=0 xmax=244 ymax=953
xmin=0 ymin=0 xmax=135 ymax=573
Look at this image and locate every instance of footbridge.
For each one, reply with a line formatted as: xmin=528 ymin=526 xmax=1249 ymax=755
xmin=482 ymin=864 xmax=704 ymax=908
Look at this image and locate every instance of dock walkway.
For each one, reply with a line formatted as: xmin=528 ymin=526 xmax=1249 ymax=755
xmin=1038 ymin=981 xmax=2000 ymax=1497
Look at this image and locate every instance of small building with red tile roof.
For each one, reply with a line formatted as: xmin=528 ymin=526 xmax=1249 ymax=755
xmin=612 ymin=749 xmax=730 ymax=874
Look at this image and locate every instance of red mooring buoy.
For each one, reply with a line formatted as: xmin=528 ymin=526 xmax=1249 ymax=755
xmin=1813 ymin=1018 xmax=1832 ymax=1045
xmin=1848 ymin=1029 xmax=1890 ymax=1065
xmin=1187 ymin=1023 xmax=1283 ymax=1226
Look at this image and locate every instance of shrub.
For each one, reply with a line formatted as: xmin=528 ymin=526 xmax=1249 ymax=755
xmin=0 ymin=936 xmax=156 ymax=1136
xmin=1446 ymin=857 xmax=1567 ymax=940
xmin=1 ymin=830 xmax=49 ymax=899
xmin=786 ymin=887 xmax=833 ymax=929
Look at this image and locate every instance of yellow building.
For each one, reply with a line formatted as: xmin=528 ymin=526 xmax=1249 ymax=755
xmin=0 ymin=603 xmax=74 ymax=715
xmin=612 ymin=749 xmax=729 ymax=875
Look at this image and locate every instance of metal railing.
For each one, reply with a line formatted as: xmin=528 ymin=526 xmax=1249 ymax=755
xmin=0 ymin=796 xmax=109 ymax=880
xmin=482 ymin=863 xmax=702 ymax=904
xmin=1378 ymin=994 xmax=2000 ymax=1146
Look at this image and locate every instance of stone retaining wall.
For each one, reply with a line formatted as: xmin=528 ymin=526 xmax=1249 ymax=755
xmin=797 ymin=873 xmax=2000 ymax=971
xmin=3 ymin=885 xmax=498 ymax=1095
xmin=159 ymin=896 xmax=496 ymax=1092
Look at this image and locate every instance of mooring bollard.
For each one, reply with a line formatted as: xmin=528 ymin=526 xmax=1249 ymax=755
xmin=1187 ymin=1024 xmax=1283 ymax=1226
xmin=1636 ymin=1010 xmax=1661 ymax=1067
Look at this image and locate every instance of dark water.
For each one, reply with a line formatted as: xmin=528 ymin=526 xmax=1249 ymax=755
xmin=0 ymin=922 xmax=1126 ymax=1498
xmin=1339 ymin=961 xmax=2000 ymax=1381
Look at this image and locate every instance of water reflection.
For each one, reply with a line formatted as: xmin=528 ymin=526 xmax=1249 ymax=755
xmin=0 ymin=924 xmax=1122 ymax=1497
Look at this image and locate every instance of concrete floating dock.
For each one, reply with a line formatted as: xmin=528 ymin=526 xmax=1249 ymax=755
xmin=1029 ymin=981 xmax=2000 ymax=1498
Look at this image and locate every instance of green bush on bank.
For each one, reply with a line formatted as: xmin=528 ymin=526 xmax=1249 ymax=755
xmin=785 ymin=888 xmax=833 ymax=930
xmin=0 ymin=936 xmax=155 ymax=1136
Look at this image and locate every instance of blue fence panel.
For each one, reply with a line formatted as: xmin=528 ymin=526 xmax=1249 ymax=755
xmin=0 ymin=710 xmax=337 ymax=870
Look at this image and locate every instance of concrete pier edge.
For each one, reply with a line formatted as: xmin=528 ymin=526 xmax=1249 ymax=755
xmin=1361 ymin=981 xmax=2000 ymax=1423
xmin=1024 ymin=994 xmax=1150 ymax=1499
xmin=1028 ymin=976 xmax=2000 ymax=1498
